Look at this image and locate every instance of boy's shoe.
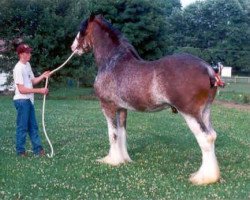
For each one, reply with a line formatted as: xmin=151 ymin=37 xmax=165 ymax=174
xmin=39 ymin=149 xmax=46 ymax=156
xmin=19 ymin=152 xmax=28 ymax=157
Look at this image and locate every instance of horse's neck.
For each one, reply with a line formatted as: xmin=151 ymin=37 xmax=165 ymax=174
xmin=92 ymin=34 xmax=121 ymax=67
xmin=92 ymin=28 xmax=140 ymax=68
xmin=93 ymin=45 xmax=116 ymax=67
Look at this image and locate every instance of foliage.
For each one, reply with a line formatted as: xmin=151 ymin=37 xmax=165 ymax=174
xmin=0 ymin=94 xmax=250 ymax=199
xmin=0 ymin=0 xmax=249 ymax=86
xmin=216 ymin=82 xmax=250 ymax=104
xmin=90 ymin=0 xmax=181 ymax=60
xmin=168 ymin=0 xmax=250 ymax=73
xmin=0 ymin=0 xmax=93 ymax=85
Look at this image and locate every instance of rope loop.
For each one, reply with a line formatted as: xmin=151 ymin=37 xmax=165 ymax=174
xmin=42 ymin=50 xmax=77 ymax=158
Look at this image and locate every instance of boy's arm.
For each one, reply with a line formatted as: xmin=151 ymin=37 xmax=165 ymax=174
xmin=17 ymin=84 xmax=48 ymax=95
xmin=31 ymin=71 xmax=50 ymax=85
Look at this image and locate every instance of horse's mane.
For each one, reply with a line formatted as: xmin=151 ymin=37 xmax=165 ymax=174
xmin=96 ymin=16 xmax=122 ymax=44
xmin=80 ymin=15 xmax=141 ymax=60
xmin=97 ymin=15 xmax=142 ymax=59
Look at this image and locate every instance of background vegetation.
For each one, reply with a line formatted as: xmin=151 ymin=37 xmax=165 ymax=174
xmin=0 ymin=0 xmax=249 ymax=86
xmin=216 ymin=82 xmax=250 ymax=103
xmin=0 ymin=89 xmax=249 ymax=199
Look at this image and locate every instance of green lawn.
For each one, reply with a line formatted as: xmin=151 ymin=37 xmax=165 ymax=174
xmin=0 ymin=94 xmax=249 ymax=199
xmin=216 ymin=83 xmax=250 ymax=104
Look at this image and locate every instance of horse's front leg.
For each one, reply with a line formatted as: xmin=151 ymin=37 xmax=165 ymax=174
xmin=98 ymin=103 xmax=131 ymax=166
xmin=116 ymin=109 xmax=132 ymax=163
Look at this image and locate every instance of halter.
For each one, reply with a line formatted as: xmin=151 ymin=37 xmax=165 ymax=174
xmin=76 ymin=33 xmax=91 ymax=53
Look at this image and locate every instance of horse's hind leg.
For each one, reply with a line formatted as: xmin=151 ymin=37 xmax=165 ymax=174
xmin=182 ymin=111 xmax=220 ymax=185
xmin=98 ymin=103 xmax=131 ymax=165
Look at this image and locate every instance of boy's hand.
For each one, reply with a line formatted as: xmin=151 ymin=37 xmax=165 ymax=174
xmin=40 ymin=88 xmax=49 ymax=95
xmin=42 ymin=71 xmax=51 ymax=79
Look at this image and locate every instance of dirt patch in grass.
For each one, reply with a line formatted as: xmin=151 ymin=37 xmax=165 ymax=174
xmin=214 ymin=100 xmax=250 ymax=112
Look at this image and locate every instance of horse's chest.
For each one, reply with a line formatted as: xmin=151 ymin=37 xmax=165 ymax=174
xmin=94 ymin=73 xmax=117 ymax=99
xmin=94 ymin=73 xmax=139 ymax=109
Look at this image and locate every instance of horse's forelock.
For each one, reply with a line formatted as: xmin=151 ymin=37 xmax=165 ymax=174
xmin=79 ymin=19 xmax=88 ymax=36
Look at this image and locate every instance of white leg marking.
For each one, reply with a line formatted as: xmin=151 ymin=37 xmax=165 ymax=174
xmin=118 ymin=127 xmax=132 ymax=163
xmin=97 ymin=113 xmax=132 ymax=166
xmin=182 ymin=114 xmax=220 ymax=185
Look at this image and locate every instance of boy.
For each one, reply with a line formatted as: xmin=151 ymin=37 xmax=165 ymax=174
xmin=13 ymin=43 xmax=50 ymax=156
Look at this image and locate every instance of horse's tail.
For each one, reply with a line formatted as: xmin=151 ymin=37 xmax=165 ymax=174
xmin=204 ymin=64 xmax=216 ymax=88
xmin=205 ymin=64 xmax=225 ymax=88
xmin=209 ymin=74 xmax=217 ymax=88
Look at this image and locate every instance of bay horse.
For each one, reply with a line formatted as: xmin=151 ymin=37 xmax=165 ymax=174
xmin=71 ymin=15 xmax=220 ymax=185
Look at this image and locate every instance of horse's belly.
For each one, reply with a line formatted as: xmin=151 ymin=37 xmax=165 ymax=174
xmin=117 ymin=99 xmax=138 ymax=111
xmin=118 ymin=97 xmax=170 ymax=112
xmin=145 ymin=104 xmax=171 ymax=112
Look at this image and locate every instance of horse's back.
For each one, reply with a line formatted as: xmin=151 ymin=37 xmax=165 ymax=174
xmin=156 ymin=53 xmax=211 ymax=73
xmin=95 ymin=53 xmax=217 ymax=114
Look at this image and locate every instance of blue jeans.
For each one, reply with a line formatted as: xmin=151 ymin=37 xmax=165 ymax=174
xmin=14 ymin=99 xmax=43 ymax=155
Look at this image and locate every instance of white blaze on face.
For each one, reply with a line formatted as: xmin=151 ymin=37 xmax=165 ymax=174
xmin=71 ymin=32 xmax=91 ymax=55
xmin=71 ymin=32 xmax=79 ymax=51
xmin=71 ymin=33 xmax=83 ymax=55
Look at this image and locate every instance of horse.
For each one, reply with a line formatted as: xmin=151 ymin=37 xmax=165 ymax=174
xmin=71 ymin=14 xmax=221 ymax=185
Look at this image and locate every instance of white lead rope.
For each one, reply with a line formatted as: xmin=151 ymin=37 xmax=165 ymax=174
xmin=42 ymin=50 xmax=77 ymax=158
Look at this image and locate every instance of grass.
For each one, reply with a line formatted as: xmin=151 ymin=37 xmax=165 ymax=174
xmin=216 ymin=83 xmax=250 ymax=104
xmin=0 ymin=90 xmax=249 ymax=199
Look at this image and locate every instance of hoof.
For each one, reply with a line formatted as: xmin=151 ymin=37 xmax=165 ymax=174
xmin=97 ymin=155 xmax=133 ymax=166
xmin=97 ymin=156 xmax=120 ymax=166
xmin=97 ymin=155 xmax=122 ymax=166
xmin=189 ymin=170 xmax=220 ymax=185
xmin=124 ymin=157 xmax=133 ymax=163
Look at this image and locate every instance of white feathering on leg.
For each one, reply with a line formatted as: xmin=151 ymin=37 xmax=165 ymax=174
xmin=182 ymin=114 xmax=220 ymax=185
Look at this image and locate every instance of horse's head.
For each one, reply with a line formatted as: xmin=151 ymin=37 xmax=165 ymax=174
xmin=71 ymin=14 xmax=123 ymax=56
xmin=71 ymin=16 xmax=94 ymax=55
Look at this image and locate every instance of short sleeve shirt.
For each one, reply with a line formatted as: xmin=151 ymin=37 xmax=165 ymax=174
xmin=13 ymin=61 xmax=35 ymax=103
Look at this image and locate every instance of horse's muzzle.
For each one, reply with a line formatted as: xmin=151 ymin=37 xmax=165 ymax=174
xmin=71 ymin=45 xmax=83 ymax=55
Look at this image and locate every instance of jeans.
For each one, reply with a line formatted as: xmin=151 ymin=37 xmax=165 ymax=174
xmin=14 ymin=99 xmax=43 ymax=155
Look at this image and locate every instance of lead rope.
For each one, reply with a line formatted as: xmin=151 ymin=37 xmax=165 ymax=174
xmin=42 ymin=50 xmax=77 ymax=158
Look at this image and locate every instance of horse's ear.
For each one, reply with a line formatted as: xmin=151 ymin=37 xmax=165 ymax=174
xmin=89 ymin=13 xmax=95 ymax=22
xmin=98 ymin=14 xmax=104 ymax=18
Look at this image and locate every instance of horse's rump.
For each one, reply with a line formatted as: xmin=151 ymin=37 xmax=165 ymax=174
xmin=152 ymin=53 xmax=217 ymax=115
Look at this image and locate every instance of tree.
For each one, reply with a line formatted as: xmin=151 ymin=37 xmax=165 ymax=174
xmin=1 ymin=0 xmax=249 ymax=84
xmin=0 ymin=0 xmax=94 ymax=86
xmin=0 ymin=0 xmax=182 ymax=85
xmin=168 ymin=0 xmax=250 ymax=73
xmin=90 ymin=0 xmax=181 ymax=60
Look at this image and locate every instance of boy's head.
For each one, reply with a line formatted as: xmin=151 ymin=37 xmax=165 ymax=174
xmin=16 ymin=44 xmax=32 ymax=55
